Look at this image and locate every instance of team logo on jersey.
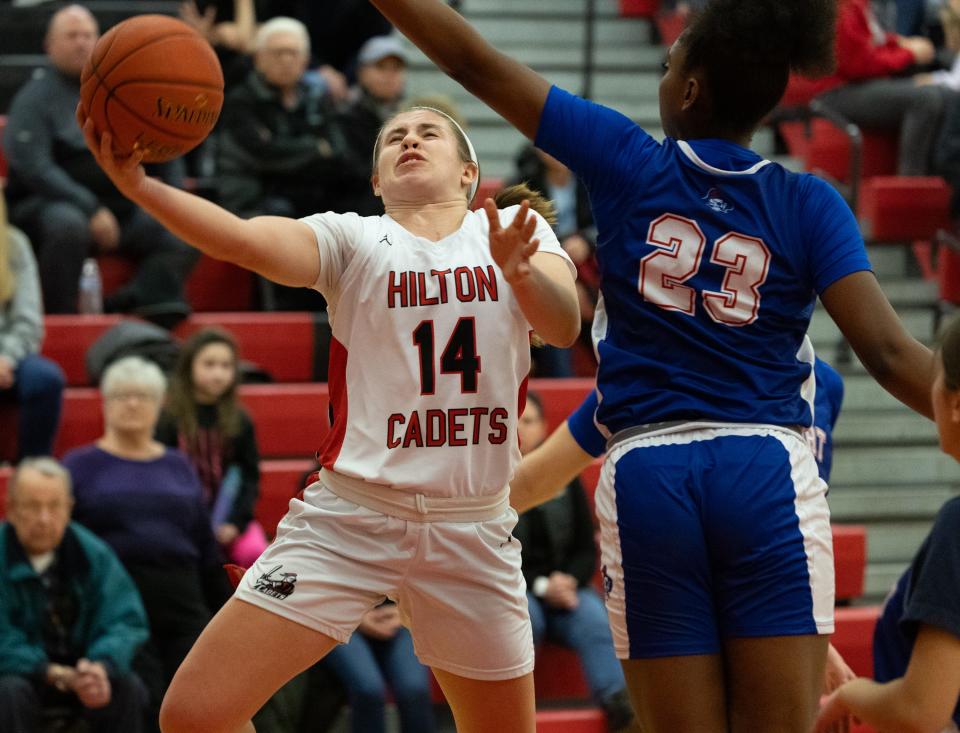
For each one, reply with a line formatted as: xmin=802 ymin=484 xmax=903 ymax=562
xmin=252 ymin=564 xmax=298 ymax=599
xmin=702 ymin=187 xmax=734 ymax=214
xmin=379 ymin=233 xmax=393 ymax=247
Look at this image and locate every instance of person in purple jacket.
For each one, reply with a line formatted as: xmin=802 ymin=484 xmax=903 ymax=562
xmin=62 ymin=355 xmax=229 ymax=728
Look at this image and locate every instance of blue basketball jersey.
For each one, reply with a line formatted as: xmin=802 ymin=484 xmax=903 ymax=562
xmin=568 ymin=355 xmax=844 ymax=481
xmin=536 ymin=87 xmax=870 ymax=433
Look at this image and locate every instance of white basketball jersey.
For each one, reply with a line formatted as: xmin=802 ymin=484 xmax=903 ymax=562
xmin=301 ymin=207 xmax=573 ymax=498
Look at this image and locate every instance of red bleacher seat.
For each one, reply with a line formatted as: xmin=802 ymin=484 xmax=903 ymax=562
xmin=0 ymin=465 xmax=10 ymax=517
xmin=832 ymin=605 xmax=881 ymax=678
xmin=43 ymin=314 xmax=123 ymax=386
xmin=535 ymin=644 xmax=590 ymax=700
xmin=528 ymin=378 xmax=594 ymax=433
xmin=55 ymin=383 xmax=330 ymax=458
xmin=833 ymin=524 xmax=867 ymax=603
xmin=44 ymin=312 xmax=321 ymax=386
xmin=777 ymin=120 xmax=898 ymax=184
xmin=97 ymin=253 xmax=255 ymax=313
xmin=535 ymin=708 xmax=606 ymax=732
xmin=175 ymin=312 xmax=319 ymax=382
xmin=859 ymin=176 xmax=952 ymax=243
xmin=940 ymin=246 xmax=960 ymax=305
xmin=619 ymin=0 xmax=660 ymax=17
xmin=0 ymin=408 xmax=17 ymax=463
xmin=255 ymin=458 xmax=314 ymax=537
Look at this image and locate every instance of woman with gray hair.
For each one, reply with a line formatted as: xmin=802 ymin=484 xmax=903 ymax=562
xmin=61 ymin=356 xmax=228 ymax=726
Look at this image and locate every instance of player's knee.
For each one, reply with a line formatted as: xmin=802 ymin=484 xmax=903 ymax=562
xmin=159 ymin=691 xmax=229 ymax=733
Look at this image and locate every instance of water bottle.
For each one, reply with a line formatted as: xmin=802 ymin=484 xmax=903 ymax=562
xmin=78 ymin=258 xmax=103 ymax=314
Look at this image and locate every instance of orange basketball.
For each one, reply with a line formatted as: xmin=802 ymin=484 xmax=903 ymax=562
xmin=80 ymin=15 xmax=223 ymax=163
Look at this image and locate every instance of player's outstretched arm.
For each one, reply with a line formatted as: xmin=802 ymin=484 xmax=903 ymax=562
xmin=511 ymin=422 xmax=594 ymax=514
xmin=486 ymin=199 xmax=579 ymax=347
xmin=814 ymin=625 xmax=960 ymax=733
xmin=821 ymin=271 xmax=935 ymax=419
xmin=370 ymin=0 xmax=550 ymax=140
xmin=77 ymin=109 xmax=319 ymax=288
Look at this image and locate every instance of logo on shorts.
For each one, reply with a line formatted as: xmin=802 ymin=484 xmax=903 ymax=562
xmin=601 ymin=564 xmax=613 ymax=599
xmin=253 ymin=564 xmax=298 ymax=600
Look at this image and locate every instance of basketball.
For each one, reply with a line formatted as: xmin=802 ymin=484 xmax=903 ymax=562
xmin=79 ymin=15 xmax=223 ymax=163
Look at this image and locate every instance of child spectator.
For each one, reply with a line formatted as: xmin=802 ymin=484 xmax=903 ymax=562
xmin=156 ymin=329 xmax=267 ymax=568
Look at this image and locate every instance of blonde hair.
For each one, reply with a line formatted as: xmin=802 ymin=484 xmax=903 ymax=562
xmin=0 ymin=195 xmax=15 ymax=305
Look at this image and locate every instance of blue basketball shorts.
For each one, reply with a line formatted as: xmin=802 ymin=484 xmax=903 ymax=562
xmin=595 ymin=422 xmax=834 ymax=659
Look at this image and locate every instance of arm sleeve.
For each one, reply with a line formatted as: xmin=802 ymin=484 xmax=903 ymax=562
xmin=227 ymin=411 xmax=260 ymax=532
xmin=900 ymin=499 xmax=960 ymax=642
xmin=563 ymin=480 xmax=598 ymax=587
xmin=300 ymin=211 xmax=365 ymax=296
xmin=800 ymin=176 xmax=872 ymax=294
xmin=83 ymin=547 xmax=150 ymax=674
xmin=4 ymin=82 xmax=100 ymax=216
xmin=535 ymin=86 xmax=659 ymax=225
xmin=0 ymin=229 xmax=44 ymax=366
xmin=567 ymin=391 xmax=607 ymax=458
xmin=835 ymin=4 xmax=915 ymax=80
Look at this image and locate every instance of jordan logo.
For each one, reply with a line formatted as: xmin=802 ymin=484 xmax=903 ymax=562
xmin=380 ymin=234 xmax=393 ymax=247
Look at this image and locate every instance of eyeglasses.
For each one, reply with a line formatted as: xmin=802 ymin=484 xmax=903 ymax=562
xmin=106 ymin=391 xmax=158 ymax=403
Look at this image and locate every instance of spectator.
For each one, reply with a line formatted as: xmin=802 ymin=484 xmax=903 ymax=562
xmin=0 ymin=193 xmax=64 ymax=461
xmin=216 ymin=15 xmax=356 ymax=309
xmin=337 ymin=34 xmax=409 ymax=215
xmin=217 ymin=16 xmax=353 ymax=220
xmin=323 ymin=602 xmax=437 ymax=733
xmin=156 ymin=328 xmax=267 ymax=568
xmin=62 ymin=356 xmax=229 ymax=727
xmin=811 ymin=0 xmax=947 ymax=176
xmin=514 ymin=392 xmax=635 ymax=732
xmin=815 ymin=315 xmax=960 ymax=733
xmin=509 ymin=146 xmax=598 ymax=376
xmin=0 ymin=457 xmax=149 ymax=733
xmin=3 ymin=5 xmax=198 ymax=322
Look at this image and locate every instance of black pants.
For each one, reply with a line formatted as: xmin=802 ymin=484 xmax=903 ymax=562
xmin=0 ymin=672 xmax=147 ymax=733
xmin=126 ymin=563 xmax=212 ymax=733
xmin=10 ymin=198 xmax=199 ymax=314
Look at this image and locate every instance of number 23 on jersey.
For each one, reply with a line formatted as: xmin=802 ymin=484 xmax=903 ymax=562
xmin=640 ymin=213 xmax=771 ymax=326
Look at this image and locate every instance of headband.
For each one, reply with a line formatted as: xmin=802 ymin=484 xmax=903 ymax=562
xmin=374 ymin=106 xmax=481 ymax=202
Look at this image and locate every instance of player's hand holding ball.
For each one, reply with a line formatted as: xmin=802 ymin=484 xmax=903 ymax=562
xmin=76 ymin=14 xmax=224 ymax=196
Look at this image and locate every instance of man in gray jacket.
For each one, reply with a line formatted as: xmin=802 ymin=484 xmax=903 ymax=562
xmin=3 ymin=5 xmax=197 ymax=322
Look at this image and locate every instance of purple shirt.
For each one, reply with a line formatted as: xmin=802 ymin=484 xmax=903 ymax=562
xmin=62 ymin=445 xmax=220 ymax=568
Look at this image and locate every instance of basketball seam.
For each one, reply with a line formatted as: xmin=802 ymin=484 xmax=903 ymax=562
xmin=109 ymin=79 xmax=224 ymax=93
xmin=91 ymin=30 xmax=202 ymax=86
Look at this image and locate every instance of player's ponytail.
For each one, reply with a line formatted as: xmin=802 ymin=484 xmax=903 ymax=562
xmin=494 ymin=183 xmax=558 ymax=228
xmin=682 ymin=0 xmax=837 ymax=135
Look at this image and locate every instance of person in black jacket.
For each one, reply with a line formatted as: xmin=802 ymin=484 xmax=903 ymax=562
xmin=514 ymin=391 xmax=634 ymax=732
xmin=3 ymin=5 xmax=197 ymax=321
xmin=335 ymin=35 xmax=409 ymax=216
xmin=215 ymin=16 xmax=361 ymax=309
